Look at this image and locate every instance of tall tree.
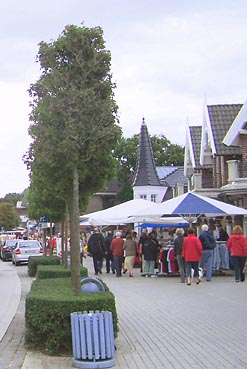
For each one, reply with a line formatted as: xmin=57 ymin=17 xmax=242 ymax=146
xmin=26 ymin=24 xmax=121 ymax=293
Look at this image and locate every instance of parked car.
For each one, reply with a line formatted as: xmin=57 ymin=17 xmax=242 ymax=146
xmin=1 ymin=239 xmax=18 ymax=261
xmin=12 ymin=240 xmax=43 ymax=266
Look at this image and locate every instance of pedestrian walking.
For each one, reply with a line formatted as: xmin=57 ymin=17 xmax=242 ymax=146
xmin=138 ymin=231 xmax=148 ymax=273
xmin=199 ymin=224 xmax=216 ymax=281
xmin=123 ymin=234 xmax=137 ymax=277
xmin=182 ymin=228 xmax=202 ymax=285
xmin=217 ymin=224 xmax=229 ymax=271
xmin=110 ymin=231 xmax=124 ymax=277
xmin=173 ymin=228 xmax=186 ymax=283
xmin=87 ymin=228 xmax=106 ymax=275
xmin=80 ymin=238 xmax=86 ymax=265
xmin=227 ymin=225 xmax=247 ymax=282
xmin=142 ymin=232 xmax=159 ymax=277
xmin=104 ymin=231 xmax=115 ymax=274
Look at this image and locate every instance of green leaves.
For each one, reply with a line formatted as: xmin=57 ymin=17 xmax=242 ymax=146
xmin=26 ymin=24 xmax=122 ymax=217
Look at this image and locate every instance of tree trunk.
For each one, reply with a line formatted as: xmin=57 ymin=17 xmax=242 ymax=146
xmin=69 ymin=168 xmax=81 ymax=294
xmin=49 ymin=223 xmax=53 ymax=257
xmin=62 ymin=205 xmax=69 ymax=268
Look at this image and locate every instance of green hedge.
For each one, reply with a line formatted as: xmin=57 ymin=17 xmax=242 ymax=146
xmin=36 ymin=264 xmax=88 ymax=279
xmin=28 ymin=256 xmax=61 ymax=277
xmin=25 ymin=277 xmax=118 ymax=354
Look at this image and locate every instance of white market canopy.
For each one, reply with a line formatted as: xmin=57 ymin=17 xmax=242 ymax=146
xmin=80 ymin=199 xmax=188 ymax=227
xmin=80 ymin=199 xmax=158 ymax=226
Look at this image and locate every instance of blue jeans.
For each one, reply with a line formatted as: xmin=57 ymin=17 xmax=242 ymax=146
xmin=218 ymin=244 xmax=229 ymax=270
xmin=144 ymin=260 xmax=155 ymax=275
xmin=114 ymin=256 xmax=123 ymax=276
xmin=106 ymin=256 xmax=115 ymax=273
xmin=200 ymin=250 xmax=213 ymax=281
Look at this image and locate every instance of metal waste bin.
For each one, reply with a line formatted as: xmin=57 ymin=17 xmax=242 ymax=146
xmin=71 ymin=311 xmax=116 ymax=369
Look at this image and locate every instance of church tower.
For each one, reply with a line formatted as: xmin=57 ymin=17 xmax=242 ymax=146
xmin=133 ymin=118 xmax=167 ymax=203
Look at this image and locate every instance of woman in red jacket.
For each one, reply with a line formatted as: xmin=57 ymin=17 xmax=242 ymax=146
xmin=227 ymin=225 xmax=247 ymax=282
xmin=182 ymin=228 xmax=202 ymax=285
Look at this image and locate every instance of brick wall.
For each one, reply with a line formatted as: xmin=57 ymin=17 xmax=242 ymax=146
xmin=243 ymin=195 xmax=247 ymax=209
xmin=201 ymin=168 xmax=213 ymax=188
xmin=214 ymin=156 xmax=220 ymax=187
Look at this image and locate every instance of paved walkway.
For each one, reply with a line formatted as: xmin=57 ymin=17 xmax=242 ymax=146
xmin=1 ymin=258 xmax=247 ymax=368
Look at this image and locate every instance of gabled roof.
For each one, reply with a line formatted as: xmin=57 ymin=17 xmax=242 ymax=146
xmin=207 ymin=104 xmax=242 ymax=156
xmin=223 ymin=100 xmax=247 ymax=147
xmin=133 ymin=118 xmax=161 ymax=187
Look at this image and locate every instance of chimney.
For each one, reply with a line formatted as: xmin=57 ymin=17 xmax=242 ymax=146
xmin=227 ymin=160 xmax=239 ymax=182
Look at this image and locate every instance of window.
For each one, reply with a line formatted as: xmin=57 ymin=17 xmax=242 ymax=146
xmin=151 ymin=194 xmax=157 ymax=202
xmin=140 ymin=194 xmax=147 ymax=200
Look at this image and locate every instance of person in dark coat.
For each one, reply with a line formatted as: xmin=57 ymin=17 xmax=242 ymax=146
xmin=143 ymin=232 xmax=159 ymax=277
xmin=174 ymin=228 xmax=185 ymax=283
xmin=217 ymin=224 xmax=229 ymax=242
xmin=104 ymin=231 xmax=115 ymax=274
xmin=217 ymin=224 xmax=229 ymax=271
xmin=87 ymin=228 xmax=106 ymax=275
xmin=199 ymin=224 xmax=216 ymax=282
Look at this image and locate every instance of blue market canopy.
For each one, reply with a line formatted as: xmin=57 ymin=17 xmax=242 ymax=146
xmin=137 ymin=222 xmax=188 ymax=228
xmin=131 ymin=192 xmax=247 ymax=224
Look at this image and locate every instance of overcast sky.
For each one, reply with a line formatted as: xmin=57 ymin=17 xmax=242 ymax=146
xmin=1 ymin=0 xmax=247 ymax=197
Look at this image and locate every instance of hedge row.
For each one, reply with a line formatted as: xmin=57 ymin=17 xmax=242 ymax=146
xmin=36 ymin=264 xmax=88 ymax=279
xmin=28 ymin=256 xmax=61 ymax=277
xmin=25 ymin=275 xmax=118 ymax=354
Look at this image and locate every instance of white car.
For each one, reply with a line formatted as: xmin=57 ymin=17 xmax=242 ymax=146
xmin=12 ymin=240 xmax=43 ymax=266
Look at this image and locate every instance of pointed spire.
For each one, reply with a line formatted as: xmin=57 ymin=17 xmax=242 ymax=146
xmin=133 ymin=118 xmax=162 ymax=187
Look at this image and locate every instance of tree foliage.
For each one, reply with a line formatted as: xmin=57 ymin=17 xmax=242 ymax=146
xmin=25 ymin=24 xmax=121 ymax=293
xmin=0 ymin=203 xmax=20 ymax=230
xmin=0 ymin=193 xmax=23 ymax=206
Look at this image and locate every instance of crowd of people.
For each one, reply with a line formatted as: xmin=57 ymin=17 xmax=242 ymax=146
xmin=86 ymin=224 xmax=247 ymax=284
xmin=87 ymin=227 xmax=160 ymax=278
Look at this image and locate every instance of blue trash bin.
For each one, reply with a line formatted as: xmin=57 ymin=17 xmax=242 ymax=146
xmin=71 ymin=311 xmax=116 ymax=369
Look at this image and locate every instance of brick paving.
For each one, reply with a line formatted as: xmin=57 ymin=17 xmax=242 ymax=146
xmin=1 ymin=258 xmax=247 ymax=369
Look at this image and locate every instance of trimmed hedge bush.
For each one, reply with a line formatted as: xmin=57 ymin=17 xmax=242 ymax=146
xmin=28 ymin=256 xmax=61 ymax=277
xmin=25 ymin=277 xmax=118 ymax=354
xmin=36 ymin=264 xmax=88 ymax=279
